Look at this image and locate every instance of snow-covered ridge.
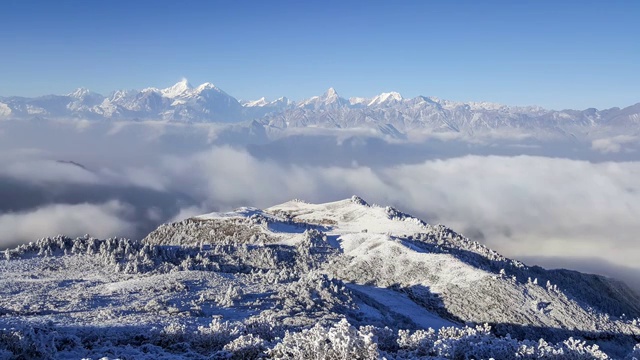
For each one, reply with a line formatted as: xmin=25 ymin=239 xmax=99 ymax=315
xmin=2 ymin=197 xmax=640 ymax=358
xmin=243 ymin=97 xmax=268 ymax=107
xmin=144 ymin=197 xmax=640 ymax=320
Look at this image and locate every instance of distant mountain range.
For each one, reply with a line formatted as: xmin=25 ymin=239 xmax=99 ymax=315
xmin=1 ymin=80 xmax=639 ymax=139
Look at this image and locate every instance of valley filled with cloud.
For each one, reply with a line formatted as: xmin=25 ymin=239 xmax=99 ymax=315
xmin=1 ymin=119 xmax=638 ymax=292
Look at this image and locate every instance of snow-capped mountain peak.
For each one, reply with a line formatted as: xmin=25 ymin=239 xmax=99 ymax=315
xmin=273 ymin=96 xmax=290 ymax=105
xmin=107 ymin=89 xmax=134 ymax=102
xmin=67 ymin=87 xmax=95 ymax=99
xmin=65 ymin=87 xmax=105 ymax=111
xmin=243 ymin=96 xmax=291 ymax=110
xmin=161 ymin=78 xmax=193 ymax=98
xmin=196 ymin=82 xmax=216 ymax=92
xmin=368 ymin=91 xmax=403 ymax=106
xmin=324 ymin=87 xmax=338 ymax=98
xmin=298 ymin=87 xmax=348 ymax=109
xmin=243 ymin=97 xmax=269 ymax=107
xmin=424 ymin=96 xmax=443 ymax=104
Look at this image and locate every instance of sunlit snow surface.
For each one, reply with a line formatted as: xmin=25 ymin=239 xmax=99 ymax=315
xmin=1 ymin=197 xmax=639 ymax=359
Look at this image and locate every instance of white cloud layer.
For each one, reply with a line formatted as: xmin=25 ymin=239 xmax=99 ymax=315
xmin=0 ymin=201 xmax=136 ymax=247
xmin=154 ymin=148 xmax=640 ymax=273
xmin=0 ymin=132 xmax=639 ymax=290
xmin=591 ymin=135 xmax=638 ymax=154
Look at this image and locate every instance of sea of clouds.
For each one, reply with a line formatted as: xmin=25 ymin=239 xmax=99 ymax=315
xmin=1 ymin=120 xmax=638 ymax=291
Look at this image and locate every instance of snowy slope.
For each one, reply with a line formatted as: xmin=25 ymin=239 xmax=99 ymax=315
xmin=146 ymin=197 xmax=640 ymax=338
xmin=1 ymin=197 xmax=640 ymax=358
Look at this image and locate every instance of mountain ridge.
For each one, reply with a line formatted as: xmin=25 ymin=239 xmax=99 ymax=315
xmin=2 ymin=196 xmax=640 ymax=358
xmin=144 ymin=196 xmax=640 ymax=324
xmin=1 ymin=81 xmax=639 ymax=140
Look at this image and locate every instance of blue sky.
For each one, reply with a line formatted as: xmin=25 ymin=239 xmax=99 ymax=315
xmin=1 ymin=0 xmax=638 ymax=109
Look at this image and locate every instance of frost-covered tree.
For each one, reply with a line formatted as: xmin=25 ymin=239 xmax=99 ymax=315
xmin=269 ymin=319 xmax=379 ymax=360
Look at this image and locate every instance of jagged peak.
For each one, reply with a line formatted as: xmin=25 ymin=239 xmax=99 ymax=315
xmin=297 ymin=87 xmax=346 ymax=108
xmin=324 ymin=87 xmax=338 ymax=98
xmin=243 ymin=96 xmax=290 ymax=108
xmin=140 ymin=86 xmax=160 ymax=94
xmin=244 ymin=97 xmax=268 ymax=107
xmin=161 ymin=78 xmax=193 ymax=98
xmin=196 ymin=82 xmax=216 ymax=92
xmin=368 ymin=91 xmax=403 ymax=106
xmin=108 ymin=89 xmax=134 ymax=101
xmin=350 ymin=195 xmax=369 ymax=206
xmin=68 ymin=87 xmax=94 ymax=99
